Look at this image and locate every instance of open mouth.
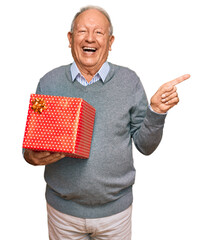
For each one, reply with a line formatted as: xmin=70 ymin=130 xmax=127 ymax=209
xmin=83 ymin=47 xmax=97 ymax=53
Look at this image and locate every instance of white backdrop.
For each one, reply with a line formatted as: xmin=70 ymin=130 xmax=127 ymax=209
xmin=1 ymin=0 xmax=211 ymax=239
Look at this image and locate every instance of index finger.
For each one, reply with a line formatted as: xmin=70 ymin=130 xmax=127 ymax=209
xmin=28 ymin=150 xmax=51 ymax=159
xmin=168 ymin=74 xmax=190 ymax=86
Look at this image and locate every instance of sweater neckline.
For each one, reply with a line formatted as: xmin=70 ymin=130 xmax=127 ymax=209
xmin=65 ymin=62 xmax=116 ymax=92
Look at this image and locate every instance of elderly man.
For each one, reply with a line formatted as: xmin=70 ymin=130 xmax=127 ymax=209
xmin=24 ymin=6 xmax=190 ymax=240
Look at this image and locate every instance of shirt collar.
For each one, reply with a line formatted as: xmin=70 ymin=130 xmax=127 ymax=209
xmin=70 ymin=61 xmax=110 ymax=82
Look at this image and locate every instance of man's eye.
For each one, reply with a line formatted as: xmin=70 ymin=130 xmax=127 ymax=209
xmin=96 ymin=31 xmax=103 ymax=35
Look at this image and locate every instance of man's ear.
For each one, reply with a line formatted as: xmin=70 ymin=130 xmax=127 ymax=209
xmin=67 ymin=32 xmax=72 ymax=48
xmin=109 ymin=35 xmax=115 ymax=51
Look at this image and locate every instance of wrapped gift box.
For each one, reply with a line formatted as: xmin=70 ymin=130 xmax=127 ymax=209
xmin=23 ymin=94 xmax=96 ymax=159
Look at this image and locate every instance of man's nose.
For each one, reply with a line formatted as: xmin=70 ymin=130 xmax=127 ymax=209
xmin=85 ymin=31 xmax=95 ymax=43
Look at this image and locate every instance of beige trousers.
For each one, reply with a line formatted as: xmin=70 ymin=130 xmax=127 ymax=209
xmin=47 ymin=203 xmax=132 ymax=240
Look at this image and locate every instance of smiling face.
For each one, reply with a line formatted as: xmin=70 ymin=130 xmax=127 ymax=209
xmin=67 ymin=9 xmax=114 ymax=76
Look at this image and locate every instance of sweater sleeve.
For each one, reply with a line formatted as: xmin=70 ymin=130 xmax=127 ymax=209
xmin=35 ymin=81 xmax=43 ymax=94
xmin=130 ymin=80 xmax=166 ymax=155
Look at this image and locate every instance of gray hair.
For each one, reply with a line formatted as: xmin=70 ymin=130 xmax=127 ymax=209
xmin=70 ymin=5 xmax=113 ymax=35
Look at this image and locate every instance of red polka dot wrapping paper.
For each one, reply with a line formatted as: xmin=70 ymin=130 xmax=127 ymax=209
xmin=23 ymin=94 xmax=96 ymax=159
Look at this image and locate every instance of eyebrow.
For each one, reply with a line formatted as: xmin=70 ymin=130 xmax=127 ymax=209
xmin=75 ymin=24 xmax=108 ymax=34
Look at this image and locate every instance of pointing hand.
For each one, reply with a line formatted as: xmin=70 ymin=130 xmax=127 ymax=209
xmin=150 ymin=74 xmax=190 ymax=114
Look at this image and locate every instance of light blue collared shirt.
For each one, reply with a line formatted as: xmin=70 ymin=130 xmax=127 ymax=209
xmin=70 ymin=62 xmax=110 ymax=86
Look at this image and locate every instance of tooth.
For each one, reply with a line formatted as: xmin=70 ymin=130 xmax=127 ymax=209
xmin=83 ymin=47 xmax=96 ymax=52
xmin=83 ymin=47 xmax=96 ymax=50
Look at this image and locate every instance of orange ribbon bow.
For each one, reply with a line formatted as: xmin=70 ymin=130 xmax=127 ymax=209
xmin=31 ymin=98 xmax=47 ymax=114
